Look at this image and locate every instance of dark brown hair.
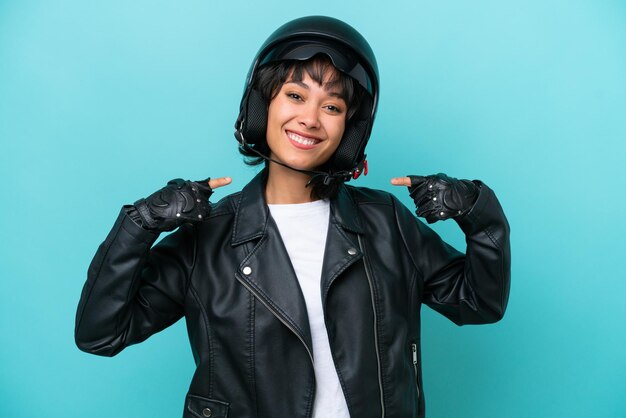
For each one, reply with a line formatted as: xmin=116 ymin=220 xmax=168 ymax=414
xmin=239 ymin=54 xmax=367 ymax=200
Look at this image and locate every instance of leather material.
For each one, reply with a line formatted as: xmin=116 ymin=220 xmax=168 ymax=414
xmin=134 ymin=178 xmax=213 ymax=231
xmin=75 ymin=169 xmax=510 ymax=418
xmin=186 ymin=394 xmax=230 ymax=418
xmin=407 ymin=173 xmax=480 ymax=224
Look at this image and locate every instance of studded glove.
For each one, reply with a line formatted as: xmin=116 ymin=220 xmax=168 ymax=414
xmin=407 ymin=173 xmax=480 ymax=224
xmin=132 ymin=178 xmax=213 ymax=232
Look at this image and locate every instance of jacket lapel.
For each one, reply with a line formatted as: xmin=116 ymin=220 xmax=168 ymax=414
xmin=232 ymin=171 xmax=313 ymax=361
xmin=320 ymin=185 xmax=365 ymax=307
xmin=231 ymin=171 xmax=366 ymax=362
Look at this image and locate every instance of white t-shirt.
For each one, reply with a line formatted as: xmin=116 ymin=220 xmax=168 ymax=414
xmin=268 ymin=199 xmax=350 ymax=418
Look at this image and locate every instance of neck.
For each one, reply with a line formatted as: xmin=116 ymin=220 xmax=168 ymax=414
xmin=265 ymin=162 xmax=317 ymax=204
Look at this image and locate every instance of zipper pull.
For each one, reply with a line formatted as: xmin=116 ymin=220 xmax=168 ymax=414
xmin=412 ymin=342 xmax=421 ymax=401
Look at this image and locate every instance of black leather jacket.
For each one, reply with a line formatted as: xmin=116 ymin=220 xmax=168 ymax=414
xmin=75 ymin=170 xmax=510 ymax=418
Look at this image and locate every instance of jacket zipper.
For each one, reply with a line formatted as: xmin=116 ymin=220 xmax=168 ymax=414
xmin=358 ymin=235 xmax=386 ymax=418
xmin=236 ymin=276 xmax=315 ymax=366
xmin=411 ymin=343 xmax=420 ymax=401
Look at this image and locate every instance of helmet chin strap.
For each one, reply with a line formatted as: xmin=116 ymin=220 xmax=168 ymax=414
xmin=235 ymin=129 xmax=366 ymax=187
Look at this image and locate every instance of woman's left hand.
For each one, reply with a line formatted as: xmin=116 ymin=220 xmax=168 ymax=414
xmin=391 ymin=174 xmax=480 ymax=224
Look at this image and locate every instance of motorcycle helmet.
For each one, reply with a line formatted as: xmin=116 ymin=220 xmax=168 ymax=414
xmin=234 ymin=15 xmax=379 ymax=182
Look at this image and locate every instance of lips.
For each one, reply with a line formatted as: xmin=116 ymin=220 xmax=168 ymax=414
xmin=286 ymin=130 xmax=322 ymax=150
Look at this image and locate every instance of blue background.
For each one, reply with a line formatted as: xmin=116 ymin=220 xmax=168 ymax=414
xmin=1 ymin=1 xmax=625 ymax=417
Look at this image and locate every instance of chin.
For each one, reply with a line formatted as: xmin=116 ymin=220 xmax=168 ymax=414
xmin=284 ymin=161 xmax=318 ymax=172
xmin=274 ymin=155 xmax=321 ymax=172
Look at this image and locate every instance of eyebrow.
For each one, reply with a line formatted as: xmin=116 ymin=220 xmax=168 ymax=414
xmin=285 ymin=80 xmax=344 ymax=99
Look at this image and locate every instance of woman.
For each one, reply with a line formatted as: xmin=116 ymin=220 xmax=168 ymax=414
xmin=75 ymin=16 xmax=511 ymax=418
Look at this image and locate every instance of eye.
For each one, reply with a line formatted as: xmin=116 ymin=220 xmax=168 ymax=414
xmin=287 ymin=92 xmax=303 ymax=101
xmin=324 ymin=104 xmax=344 ymax=114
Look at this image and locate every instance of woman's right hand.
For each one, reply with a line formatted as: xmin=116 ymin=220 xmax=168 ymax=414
xmin=133 ymin=176 xmax=232 ymax=232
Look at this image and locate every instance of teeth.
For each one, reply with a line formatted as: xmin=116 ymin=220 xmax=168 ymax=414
xmin=288 ymin=132 xmax=319 ymax=146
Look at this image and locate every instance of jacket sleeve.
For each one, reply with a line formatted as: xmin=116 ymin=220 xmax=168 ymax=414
xmin=74 ymin=206 xmax=196 ymax=356
xmin=394 ymin=182 xmax=511 ymax=325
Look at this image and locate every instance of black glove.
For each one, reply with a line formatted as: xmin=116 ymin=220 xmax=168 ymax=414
xmin=132 ymin=177 xmax=213 ymax=232
xmin=407 ymin=173 xmax=480 ymax=224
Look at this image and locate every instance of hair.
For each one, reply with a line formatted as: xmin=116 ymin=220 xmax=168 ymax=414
xmin=239 ymin=54 xmax=368 ymax=200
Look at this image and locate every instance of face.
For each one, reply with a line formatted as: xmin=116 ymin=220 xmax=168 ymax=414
xmin=265 ymin=70 xmax=347 ymax=172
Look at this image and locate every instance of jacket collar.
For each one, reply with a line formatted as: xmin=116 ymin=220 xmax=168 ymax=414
xmin=231 ymin=169 xmax=363 ymax=246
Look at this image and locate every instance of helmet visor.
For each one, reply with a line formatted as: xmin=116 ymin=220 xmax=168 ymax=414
xmin=260 ymin=39 xmax=374 ymax=96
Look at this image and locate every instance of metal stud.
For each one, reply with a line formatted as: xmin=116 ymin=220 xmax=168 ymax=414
xmin=176 ymin=213 xmax=181 ymax=217
xmin=347 ymin=248 xmax=357 ymax=256
xmin=433 ymin=197 xmax=437 ymax=201
xmin=242 ymin=266 xmax=252 ymax=275
xmin=440 ymin=212 xmax=445 ymax=216
xmin=197 ymin=199 xmax=201 ymax=203
xmin=198 ymin=214 xmax=202 ymax=219
xmin=202 ymin=408 xmax=212 ymax=417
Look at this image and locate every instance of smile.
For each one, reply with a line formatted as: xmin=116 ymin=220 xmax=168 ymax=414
xmin=286 ymin=131 xmax=322 ymax=149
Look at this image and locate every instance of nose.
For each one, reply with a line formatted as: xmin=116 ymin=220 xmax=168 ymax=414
xmin=298 ymin=103 xmax=321 ymax=130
